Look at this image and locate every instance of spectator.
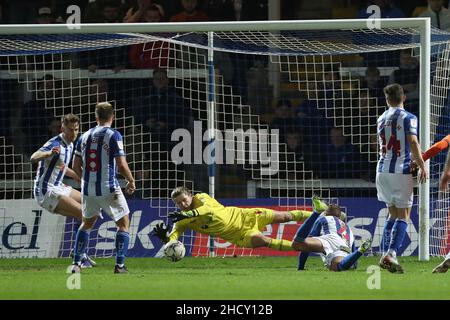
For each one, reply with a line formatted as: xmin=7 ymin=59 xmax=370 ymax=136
xmin=285 ymin=129 xmax=311 ymax=165
xmin=296 ymin=82 xmax=332 ymax=164
xmin=357 ymin=0 xmax=405 ymax=18
xmin=80 ymin=2 xmax=128 ymax=73
xmin=271 ymin=99 xmax=299 ymax=143
xmin=100 ymin=0 xmax=123 ymax=23
xmin=7 ymin=0 xmax=40 ymax=23
xmin=132 ymin=69 xmax=192 ymax=151
xmin=419 ymin=0 xmax=450 ymax=31
xmin=323 ymin=127 xmax=360 ymax=179
xmin=90 ymin=79 xmax=109 ymax=103
xmin=388 ymin=49 xmax=419 ymax=102
xmin=361 ymin=66 xmax=386 ymax=104
xmin=21 ymin=77 xmax=56 ymax=155
xmin=128 ymin=5 xmax=170 ymax=69
xmin=170 ymin=0 xmax=209 ymax=22
xmin=29 ymin=7 xmax=79 ymax=69
xmin=349 ymin=90 xmax=379 ymax=149
xmin=36 ymin=6 xmax=56 ymax=24
xmin=169 ymin=0 xmax=210 ymax=71
xmin=124 ymin=0 xmax=165 ymax=22
xmin=205 ymin=0 xmax=235 ymax=21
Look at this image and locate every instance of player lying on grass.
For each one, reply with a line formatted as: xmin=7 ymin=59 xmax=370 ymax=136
xmin=31 ymin=114 xmax=95 ymax=268
xmin=291 ymin=198 xmax=371 ymax=272
xmin=153 ymin=186 xmax=322 ymax=251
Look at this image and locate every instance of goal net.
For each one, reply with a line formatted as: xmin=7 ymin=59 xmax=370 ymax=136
xmin=0 ymin=20 xmax=448 ymax=259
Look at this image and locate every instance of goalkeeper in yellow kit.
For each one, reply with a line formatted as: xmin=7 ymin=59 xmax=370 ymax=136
xmin=152 ymin=186 xmax=328 ymax=251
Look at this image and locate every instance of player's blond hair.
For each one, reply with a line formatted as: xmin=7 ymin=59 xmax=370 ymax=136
xmin=61 ymin=113 xmax=79 ymax=127
xmin=95 ymin=102 xmax=114 ymax=121
xmin=171 ymin=186 xmax=192 ymax=199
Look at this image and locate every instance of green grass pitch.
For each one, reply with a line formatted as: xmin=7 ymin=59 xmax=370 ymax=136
xmin=0 ymin=256 xmax=449 ymax=300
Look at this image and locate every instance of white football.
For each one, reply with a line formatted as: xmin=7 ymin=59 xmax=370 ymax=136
xmin=163 ymin=240 xmax=186 ymax=262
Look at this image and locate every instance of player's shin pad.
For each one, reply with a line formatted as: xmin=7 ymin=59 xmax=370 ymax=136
xmin=268 ymin=239 xmax=294 ymax=251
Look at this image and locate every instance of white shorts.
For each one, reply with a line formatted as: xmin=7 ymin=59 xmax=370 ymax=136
xmin=376 ymin=172 xmax=413 ymax=208
xmin=34 ymin=185 xmax=72 ymax=213
xmin=314 ymin=233 xmax=350 ymax=268
xmin=82 ymin=189 xmax=129 ymax=222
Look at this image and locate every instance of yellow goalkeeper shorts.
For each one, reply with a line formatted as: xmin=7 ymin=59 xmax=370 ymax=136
xmin=231 ymin=208 xmax=274 ymax=248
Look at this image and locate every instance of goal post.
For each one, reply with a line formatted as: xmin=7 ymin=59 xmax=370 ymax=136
xmin=419 ymin=18 xmax=431 ymax=261
xmin=0 ymin=18 xmax=443 ymax=260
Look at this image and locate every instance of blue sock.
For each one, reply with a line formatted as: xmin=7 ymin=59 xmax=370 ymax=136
xmin=389 ymin=219 xmax=408 ymax=255
xmin=381 ymin=219 xmax=395 ymax=254
xmin=297 ymin=252 xmax=310 ymax=270
xmin=293 ymin=211 xmax=320 ymax=242
xmin=115 ymin=231 xmax=130 ymax=266
xmin=71 ymin=222 xmax=81 ymax=253
xmin=73 ymin=229 xmax=89 ymax=264
xmin=337 ymin=250 xmax=363 ymax=271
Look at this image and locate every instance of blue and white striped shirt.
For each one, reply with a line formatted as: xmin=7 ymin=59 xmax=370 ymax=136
xmin=377 ymin=107 xmax=418 ymax=174
xmin=75 ymin=126 xmax=125 ymax=196
xmin=33 ymin=134 xmax=73 ymax=197
xmin=310 ymin=216 xmax=354 ymax=248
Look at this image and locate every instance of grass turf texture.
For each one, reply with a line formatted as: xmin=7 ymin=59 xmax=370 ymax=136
xmin=0 ymin=256 xmax=449 ymax=300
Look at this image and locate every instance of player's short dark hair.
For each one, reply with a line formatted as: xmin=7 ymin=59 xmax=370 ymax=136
xmin=95 ymin=102 xmax=114 ymax=121
xmin=171 ymin=186 xmax=192 ymax=199
xmin=61 ymin=113 xmax=79 ymax=127
xmin=383 ymin=83 xmax=404 ymax=105
xmin=325 ymin=204 xmax=341 ymax=218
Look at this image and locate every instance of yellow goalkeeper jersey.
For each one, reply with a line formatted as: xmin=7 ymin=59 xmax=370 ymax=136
xmin=168 ymin=193 xmax=246 ymax=242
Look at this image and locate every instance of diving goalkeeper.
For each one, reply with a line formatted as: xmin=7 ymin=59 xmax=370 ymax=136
xmin=152 ymin=186 xmax=329 ymax=251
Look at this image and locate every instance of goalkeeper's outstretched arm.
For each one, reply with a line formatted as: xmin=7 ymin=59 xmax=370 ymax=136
xmin=440 ymin=147 xmax=450 ymax=191
xmin=422 ymin=134 xmax=450 ymax=161
xmin=152 ymin=223 xmax=186 ymax=243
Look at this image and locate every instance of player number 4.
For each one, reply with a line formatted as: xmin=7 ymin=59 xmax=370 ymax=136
xmin=381 ymin=134 xmax=400 ymax=156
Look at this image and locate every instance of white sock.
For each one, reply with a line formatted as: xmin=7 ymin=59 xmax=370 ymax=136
xmin=388 ymin=249 xmax=397 ymax=258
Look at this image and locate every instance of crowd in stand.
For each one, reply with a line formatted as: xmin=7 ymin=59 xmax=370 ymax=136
xmin=0 ymin=0 xmax=445 ymax=191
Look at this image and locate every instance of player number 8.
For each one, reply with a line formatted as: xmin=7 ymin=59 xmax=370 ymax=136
xmin=87 ymin=149 xmax=99 ymax=172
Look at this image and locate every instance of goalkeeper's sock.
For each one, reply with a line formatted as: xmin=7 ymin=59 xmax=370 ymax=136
xmin=115 ymin=231 xmax=130 ymax=266
xmin=381 ymin=218 xmax=395 ymax=254
xmin=388 ymin=219 xmax=408 ymax=255
xmin=268 ymin=238 xmax=294 ymax=251
xmin=293 ymin=211 xmax=320 ymax=242
xmin=73 ymin=229 xmax=90 ymax=264
xmin=289 ymin=210 xmax=313 ymax=222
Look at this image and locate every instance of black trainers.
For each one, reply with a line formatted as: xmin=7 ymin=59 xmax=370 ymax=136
xmin=114 ymin=265 xmax=128 ymax=274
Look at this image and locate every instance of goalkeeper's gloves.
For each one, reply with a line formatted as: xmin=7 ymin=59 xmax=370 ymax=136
xmin=168 ymin=209 xmax=199 ymax=222
xmin=152 ymin=222 xmax=170 ymax=243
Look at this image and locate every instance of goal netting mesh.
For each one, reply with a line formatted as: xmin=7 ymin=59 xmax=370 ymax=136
xmin=0 ymin=24 xmax=449 ymax=258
